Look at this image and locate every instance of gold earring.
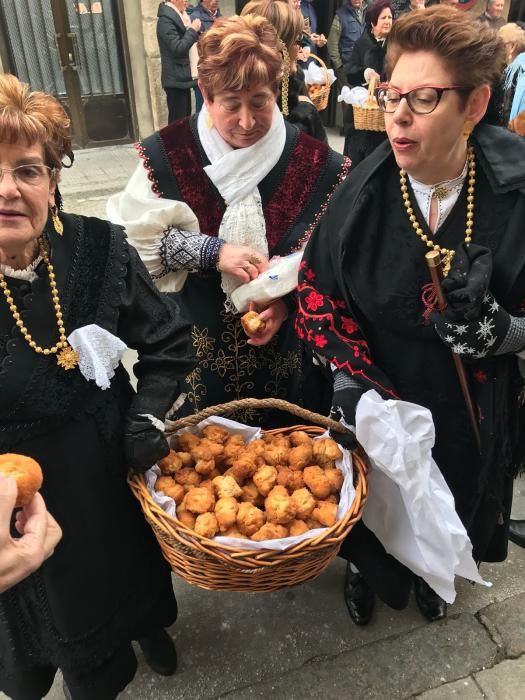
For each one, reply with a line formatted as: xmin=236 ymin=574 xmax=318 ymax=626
xmin=51 ymin=206 xmax=63 ymax=235
xmin=463 ymin=120 xmax=473 ymax=140
xmin=207 ymin=113 xmax=214 ymax=129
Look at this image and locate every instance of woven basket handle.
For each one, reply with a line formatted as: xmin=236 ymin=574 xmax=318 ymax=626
xmin=366 ymin=75 xmax=378 ymax=106
xmin=166 ymin=398 xmax=349 ymax=436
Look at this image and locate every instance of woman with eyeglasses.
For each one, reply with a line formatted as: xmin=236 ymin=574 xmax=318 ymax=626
xmin=109 ymin=14 xmax=348 ymax=428
xmin=0 ymin=74 xmax=196 ymax=699
xmin=296 ymin=7 xmax=525 ymax=626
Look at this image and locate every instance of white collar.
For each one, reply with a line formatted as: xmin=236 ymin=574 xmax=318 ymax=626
xmin=408 ymin=159 xmax=468 ymax=232
xmin=0 ymin=256 xmax=42 ymax=282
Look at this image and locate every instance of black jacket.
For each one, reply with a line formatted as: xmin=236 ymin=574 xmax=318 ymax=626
xmin=345 ymin=29 xmax=386 ymax=87
xmin=157 ymin=2 xmax=199 ymax=89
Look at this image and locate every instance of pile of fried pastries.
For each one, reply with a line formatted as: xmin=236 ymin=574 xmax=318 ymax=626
xmin=154 ymin=425 xmax=345 ymax=542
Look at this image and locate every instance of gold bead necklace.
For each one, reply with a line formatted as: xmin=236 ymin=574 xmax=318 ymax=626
xmin=399 ymin=144 xmax=476 ymax=276
xmin=0 ymin=237 xmax=79 ymax=370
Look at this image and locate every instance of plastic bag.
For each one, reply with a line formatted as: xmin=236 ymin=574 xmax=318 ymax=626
xmin=338 ymin=85 xmax=369 ymax=105
xmin=230 ymin=251 xmax=303 ymax=313
xmin=355 ymin=390 xmax=490 ymax=604
xmin=303 ymin=62 xmax=336 ymax=87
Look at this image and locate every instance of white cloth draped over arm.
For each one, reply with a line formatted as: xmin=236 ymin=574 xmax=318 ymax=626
xmin=106 ymin=164 xmax=200 ymax=292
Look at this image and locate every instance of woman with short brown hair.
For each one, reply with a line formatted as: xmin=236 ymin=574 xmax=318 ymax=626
xmin=297 ymin=6 xmax=525 ymax=626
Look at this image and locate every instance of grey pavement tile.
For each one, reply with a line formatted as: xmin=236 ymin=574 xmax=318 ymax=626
xmin=219 ymin=614 xmax=496 ymax=700
xmin=479 ymin=592 xmax=525 ymax=657
xmin=474 ymin=655 xmax=525 ymax=700
xmin=414 ymin=677 xmax=484 ymax=699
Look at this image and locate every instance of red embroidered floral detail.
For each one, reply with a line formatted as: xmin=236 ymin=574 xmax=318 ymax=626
xmin=305 ymin=291 xmax=324 ymax=311
xmin=341 ymin=316 xmax=358 ymax=335
xmin=304 ymin=268 xmax=316 ymax=281
xmin=474 ymin=370 xmax=488 ymax=383
xmin=421 ymin=282 xmax=438 ymax=323
xmin=314 ymin=334 xmax=328 ymax=348
xmin=334 ymin=299 xmax=346 ymax=309
xmin=300 ymin=260 xmax=308 ymax=269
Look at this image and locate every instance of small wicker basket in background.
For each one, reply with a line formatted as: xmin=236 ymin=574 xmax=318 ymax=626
xmin=352 ymin=77 xmax=386 ymax=132
xmin=129 ymin=398 xmax=369 ymax=592
xmin=306 ymin=54 xmax=331 ymax=112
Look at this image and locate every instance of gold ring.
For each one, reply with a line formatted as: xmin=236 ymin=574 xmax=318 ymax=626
xmin=248 ymin=256 xmax=261 ymax=265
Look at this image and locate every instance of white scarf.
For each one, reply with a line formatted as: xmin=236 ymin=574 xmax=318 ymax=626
xmin=197 ymin=104 xmax=287 ymax=308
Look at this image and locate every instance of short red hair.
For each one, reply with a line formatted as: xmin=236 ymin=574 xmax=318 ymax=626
xmin=0 ymin=74 xmax=71 ymax=174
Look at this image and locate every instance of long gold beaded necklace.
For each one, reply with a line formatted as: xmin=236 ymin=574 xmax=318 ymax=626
xmin=399 ymin=144 xmax=476 ymax=276
xmin=0 ymin=237 xmax=79 ymax=370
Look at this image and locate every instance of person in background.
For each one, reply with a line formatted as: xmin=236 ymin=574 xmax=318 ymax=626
xmin=157 ymin=0 xmax=201 ymax=123
xmin=327 ymin=0 xmax=366 ymax=89
xmin=108 ymin=15 xmax=348 ymax=429
xmin=300 ymin=0 xmax=327 ymax=55
xmin=0 ymin=73 xmax=195 ymax=699
xmin=243 ymin=0 xmax=327 ymax=141
xmin=189 ymin=0 xmax=222 ymax=111
xmin=296 ymin=6 xmax=525 ymax=627
xmin=399 ymin=0 xmax=426 ymax=14
xmin=509 ymin=0 xmax=525 ymax=25
xmin=0 ymin=475 xmax=62 ymax=594
xmin=344 ymin=0 xmax=393 ymax=165
xmin=478 ymin=0 xmax=507 ymax=31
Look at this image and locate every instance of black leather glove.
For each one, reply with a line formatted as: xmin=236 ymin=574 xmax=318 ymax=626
xmin=124 ymin=415 xmax=170 ymax=474
xmin=432 ymin=245 xmax=512 ymax=359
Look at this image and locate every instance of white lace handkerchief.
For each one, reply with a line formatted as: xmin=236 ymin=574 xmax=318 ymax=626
xmin=68 ymin=324 xmax=128 ymax=390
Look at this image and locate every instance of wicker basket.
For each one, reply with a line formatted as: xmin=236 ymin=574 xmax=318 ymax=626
xmin=306 ymin=54 xmax=331 ymax=112
xmin=129 ymin=398 xmax=369 ymax=592
xmin=352 ymin=77 xmax=386 ymax=132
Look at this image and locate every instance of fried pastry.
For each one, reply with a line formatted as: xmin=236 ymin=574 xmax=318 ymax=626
xmin=183 ymin=487 xmax=215 ymax=514
xmin=312 ymin=438 xmax=343 ymax=467
xmin=290 ymin=487 xmax=316 ymax=519
xmin=0 ymin=453 xmax=43 ymax=507
xmin=159 ymin=450 xmax=183 ymax=475
xmin=212 ymin=474 xmax=243 ymax=499
xmin=175 ymin=431 xmax=201 ymax=452
xmin=265 ymin=487 xmax=296 ymax=524
xmin=251 ymin=523 xmax=288 ymax=541
xmin=288 ymin=519 xmax=310 ymax=536
xmin=236 ymin=502 xmax=265 ymax=536
xmin=174 ymin=467 xmax=202 ymax=489
xmin=312 ymin=501 xmax=338 ymax=527
xmin=241 ymin=310 xmax=266 ymax=336
xmin=303 ymin=466 xmax=332 ymax=499
xmin=288 ymin=444 xmax=313 ymax=470
xmin=289 ymin=431 xmax=313 ymax=447
xmin=177 ymin=509 xmax=196 ymax=529
xmin=263 ymin=444 xmax=289 ymax=466
xmin=202 ymin=425 xmax=230 ymax=444
xmin=252 ymin=465 xmax=278 ymax=496
xmin=241 ymin=480 xmax=264 ymax=507
xmin=194 ymin=512 xmax=219 ymax=538
xmin=324 ymin=468 xmax=344 ymax=494
xmin=221 ymin=526 xmax=248 ymax=539
xmin=215 ymin=496 xmax=239 ymax=533
xmin=155 ymin=476 xmax=185 ymax=504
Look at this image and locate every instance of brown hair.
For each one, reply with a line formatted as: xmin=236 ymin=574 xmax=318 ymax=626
xmin=386 ymin=6 xmax=506 ymax=92
xmin=241 ymin=0 xmax=304 ymax=55
xmin=198 ymin=15 xmax=283 ymax=100
xmin=0 ymin=74 xmax=71 ymax=175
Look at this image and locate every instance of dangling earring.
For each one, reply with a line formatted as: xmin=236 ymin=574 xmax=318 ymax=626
xmin=51 ymin=206 xmax=63 ymax=235
xmin=207 ymin=113 xmax=214 ymax=130
xmin=281 ymin=44 xmax=290 ymax=117
xmin=463 ymin=120 xmax=473 ymax=140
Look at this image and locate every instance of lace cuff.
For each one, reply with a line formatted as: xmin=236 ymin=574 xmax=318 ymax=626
xmin=159 ymin=227 xmax=222 ymax=275
xmin=497 ymin=315 xmax=525 ymax=358
xmin=68 ymin=324 xmax=128 ymax=390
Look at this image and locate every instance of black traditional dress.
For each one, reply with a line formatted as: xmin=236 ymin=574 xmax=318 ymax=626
xmin=137 ymin=116 xmax=349 ymax=426
xmin=0 ymin=214 xmax=194 ymax=699
xmin=297 ymin=124 xmax=525 ymax=604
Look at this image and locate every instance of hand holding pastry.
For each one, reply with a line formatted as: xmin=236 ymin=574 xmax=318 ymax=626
xmin=246 ymin=300 xmax=288 ymax=347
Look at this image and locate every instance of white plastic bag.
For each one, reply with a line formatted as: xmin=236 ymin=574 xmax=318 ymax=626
xmin=355 ymin=390 xmax=490 ymax=603
xmin=303 ymin=62 xmax=336 ymax=87
xmin=338 ymin=85 xmax=368 ymax=105
xmin=230 ymin=251 xmax=303 ymax=313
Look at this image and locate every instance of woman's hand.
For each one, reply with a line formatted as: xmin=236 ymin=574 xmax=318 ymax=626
xmin=312 ymin=33 xmax=327 ymax=48
xmin=246 ymin=300 xmax=288 ymax=347
xmin=0 ymin=476 xmax=62 ymax=593
xmin=191 ymin=18 xmax=202 ymax=32
xmin=364 ymin=68 xmax=381 ymax=84
xmin=217 ymin=243 xmax=269 ymax=283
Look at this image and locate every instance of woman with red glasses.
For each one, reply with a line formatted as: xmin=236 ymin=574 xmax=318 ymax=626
xmin=296 ymin=7 xmax=525 ymax=626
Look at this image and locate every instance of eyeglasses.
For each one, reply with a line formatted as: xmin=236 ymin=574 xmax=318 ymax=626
xmin=376 ymin=86 xmax=470 ymax=115
xmin=0 ymin=164 xmax=53 ymax=187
